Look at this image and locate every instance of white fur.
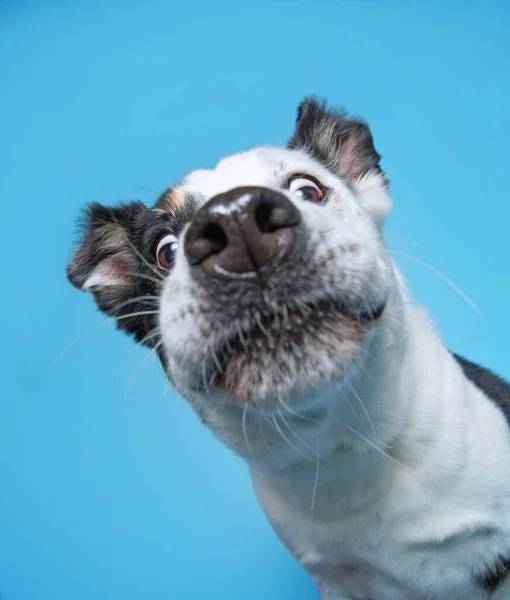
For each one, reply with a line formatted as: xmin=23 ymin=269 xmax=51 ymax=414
xmin=354 ymin=171 xmax=392 ymax=228
xmin=158 ymin=147 xmax=510 ymax=599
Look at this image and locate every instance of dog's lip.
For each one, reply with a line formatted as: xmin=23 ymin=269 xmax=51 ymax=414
xmin=187 ymin=296 xmax=387 ymax=394
xmin=357 ymin=300 xmax=386 ymax=322
xmin=214 ymin=296 xmax=387 ymax=353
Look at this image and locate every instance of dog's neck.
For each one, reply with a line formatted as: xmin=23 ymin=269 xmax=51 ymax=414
xmin=249 ymin=267 xmax=471 ymax=520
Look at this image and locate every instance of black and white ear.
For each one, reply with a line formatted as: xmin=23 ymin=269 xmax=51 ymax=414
xmin=66 ymin=201 xmax=157 ymax=343
xmin=288 ymin=96 xmax=392 ymax=226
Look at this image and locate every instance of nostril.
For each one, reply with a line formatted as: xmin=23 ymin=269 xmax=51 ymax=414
xmin=202 ymin=222 xmax=228 ymax=251
xmin=186 ymin=221 xmax=228 ymax=266
xmin=255 ymin=199 xmax=275 ymax=233
xmin=255 ymin=196 xmax=301 ymax=233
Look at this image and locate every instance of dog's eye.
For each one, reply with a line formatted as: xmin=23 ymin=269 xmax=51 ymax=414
xmin=156 ymin=234 xmax=178 ymax=269
xmin=289 ymin=177 xmax=323 ymax=203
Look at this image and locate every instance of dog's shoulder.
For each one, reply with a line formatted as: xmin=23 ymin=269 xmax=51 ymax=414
xmin=453 ymin=353 xmax=510 ymax=427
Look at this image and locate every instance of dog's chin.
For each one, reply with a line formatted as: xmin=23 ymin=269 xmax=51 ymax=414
xmin=179 ymin=297 xmax=386 ymax=407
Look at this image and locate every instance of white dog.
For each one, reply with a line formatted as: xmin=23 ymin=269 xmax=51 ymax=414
xmin=67 ymin=97 xmax=510 ymax=599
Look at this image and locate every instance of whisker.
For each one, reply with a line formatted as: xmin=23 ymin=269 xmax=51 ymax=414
xmin=311 ymin=436 xmax=320 ymax=512
xmin=278 ymin=397 xmax=320 ymax=424
xmin=110 ymin=294 xmax=160 ymax=314
xmin=385 ymin=236 xmax=419 ymax=248
xmin=211 ymin=347 xmax=224 ymax=375
xmin=258 ymin=414 xmax=285 ymax=467
xmin=345 ymin=382 xmax=376 ymax=437
xmin=335 ymin=417 xmax=407 ymax=470
xmin=390 ymin=249 xmax=480 ymax=315
xmin=242 ymin=404 xmax=254 ymax=456
xmin=52 ymin=319 xmax=113 ymax=366
xmin=108 ymin=209 xmax=165 ymax=282
xmin=124 ymin=339 xmax=164 ymax=395
xmin=272 ymin=410 xmax=313 ymax=464
xmin=152 ymin=177 xmax=166 ymax=196
xmin=125 ymin=238 xmax=165 ymax=282
xmin=125 ymin=271 xmax=163 ymax=285
xmin=116 ymin=309 xmax=159 ymax=321
xmin=115 ymin=326 xmax=161 ymax=392
xmin=277 ymin=401 xmax=318 ymax=456
xmin=210 ymin=389 xmax=231 ymax=417
xmin=54 ymin=306 xmax=159 ymax=369
xmin=128 ymin=184 xmax=160 ymax=196
xmin=133 ymin=324 xmax=161 ymax=346
xmin=334 ymin=382 xmax=367 ymax=432
xmin=201 ymin=360 xmax=213 ymax=398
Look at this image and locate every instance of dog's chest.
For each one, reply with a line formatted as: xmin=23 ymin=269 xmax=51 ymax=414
xmin=253 ymin=472 xmax=509 ymax=600
xmin=289 ymin=510 xmax=417 ymax=599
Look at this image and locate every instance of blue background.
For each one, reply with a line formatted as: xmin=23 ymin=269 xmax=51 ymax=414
xmin=1 ymin=1 xmax=509 ymax=599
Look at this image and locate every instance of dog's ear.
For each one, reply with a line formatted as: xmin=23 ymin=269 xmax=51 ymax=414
xmin=288 ymin=96 xmax=391 ymax=226
xmin=67 ymin=201 xmax=158 ymax=344
xmin=288 ymin=96 xmax=383 ymax=182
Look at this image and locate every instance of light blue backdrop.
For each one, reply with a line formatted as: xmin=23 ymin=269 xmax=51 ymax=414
xmin=1 ymin=1 xmax=509 ymax=599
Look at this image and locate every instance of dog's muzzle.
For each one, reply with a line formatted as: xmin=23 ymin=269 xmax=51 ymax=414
xmin=167 ymin=185 xmax=386 ymax=404
xmin=184 ymin=186 xmax=301 ymax=281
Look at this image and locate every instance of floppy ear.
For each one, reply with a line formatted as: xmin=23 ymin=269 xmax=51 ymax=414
xmin=288 ymin=96 xmax=391 ymax=226
xmin=66 ymin=201 xmax=159 ymax=345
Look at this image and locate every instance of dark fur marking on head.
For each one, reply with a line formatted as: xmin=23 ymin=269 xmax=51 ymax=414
xmin=67 ymin=201 xmax=163 ymax=345
xmin=66 ymin=194 xmax=199 ymax=351
xmin=288 ymin=96 xmax=387 ymax=185
xmin=154 ymin=188 xmax=201 ymax=222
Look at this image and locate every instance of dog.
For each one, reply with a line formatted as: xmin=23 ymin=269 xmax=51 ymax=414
xmin=67 ymin=97 xmax=510 ymax=599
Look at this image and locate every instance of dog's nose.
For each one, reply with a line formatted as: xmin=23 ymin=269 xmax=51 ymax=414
xmin=184 ymin=186 xmax=301 ymax=280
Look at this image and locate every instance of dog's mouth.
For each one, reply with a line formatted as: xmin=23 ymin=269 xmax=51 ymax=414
xmin=189 ymin=296 xmax=386 ymax=401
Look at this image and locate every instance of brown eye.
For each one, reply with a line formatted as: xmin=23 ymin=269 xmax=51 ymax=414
xmin=156 ymin=234 xmax=178 ymax=269
xmin=289 ymin=177 xmax=323 ymax=203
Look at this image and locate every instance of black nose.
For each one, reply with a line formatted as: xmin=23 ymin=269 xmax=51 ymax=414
xmin=184 ymin=186 xmax=301 ymax=280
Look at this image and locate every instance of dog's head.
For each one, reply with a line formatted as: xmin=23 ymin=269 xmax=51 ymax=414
xmin=67 ymin=97 xmax=400 ymax=466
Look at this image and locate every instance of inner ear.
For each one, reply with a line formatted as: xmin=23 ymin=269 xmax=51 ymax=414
xmin=81 ymin=254 xmax=131 ymax=290
xmin=67 ymin=201 xmax=148 ymax=293
xmin=288 ymin=96 xmax=384 ymax=184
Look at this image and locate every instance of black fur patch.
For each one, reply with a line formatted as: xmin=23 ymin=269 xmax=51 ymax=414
xmin=288 ymin=96 xmax=386 ymax=184
xmin=453 ymin=354 xmax=510 ymax=593
xmin=474 ymin=554 xmax=510 ymax=593
xmin=453 ymin=353 xmax=510 ymax=426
